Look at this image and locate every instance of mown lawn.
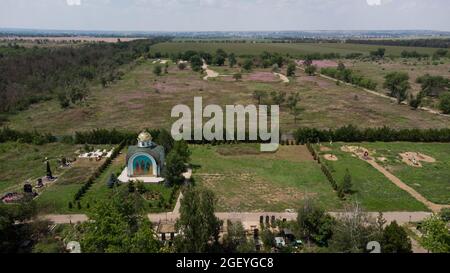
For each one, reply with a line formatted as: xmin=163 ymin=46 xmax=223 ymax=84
xmin=315 ymin=142 xmax=448 ymax=211
xmin=360 ymin=142 xmax=450 ymax=205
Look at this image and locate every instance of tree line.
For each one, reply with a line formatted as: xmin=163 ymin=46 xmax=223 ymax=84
xmin=320 ymin=62 xmax=378 ymax=90
xmin=294 ymin=125 xmax=450 ymax=143
xmin=346 ymin=39 xmax=450 ymax=49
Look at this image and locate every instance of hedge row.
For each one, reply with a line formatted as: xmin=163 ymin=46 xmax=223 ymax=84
xmin=306 ymin=143 xmax=341 ymax=199
xmin=73 ymin=141 xmax=126 ymax=202
xmin=295 ymin=126 xmax=450 ymax=143
xmin=73 ymin=129 xmax=136 ymax=145
xmin=0 ymin=127 xmax=56 ymax=145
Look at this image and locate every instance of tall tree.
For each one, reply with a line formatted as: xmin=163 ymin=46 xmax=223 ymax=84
xmin=420 ymin=214 xmax=450 ymax=253
xmin=173 ymin=140 xmax=191 ymax=163
xmin=175 ymin=187 xmax=221 ymax=253
xmin=156 ymin=129 xmax=175 ymax=153
xmin=80 ymin=193 xmax=161 ymax=253
xmin=384 ymin=72 xmax=411 ymax=104
xmin=340 ymin=169 xmax=353 ymax=195
xmin=45 ymin=159 xmax=52 ymax=178
xmin=381 ymin=221 xmax=412 ymax=253
xmin=286 ymin=63 xmax=296 ymax=77
xmin=329 ymin=203 xmax=378 ymax=253
xmin=297 ymin=198 xmax=335 ymax=247
xmin=165 ymin=151 xmax=187 ymax=186
xmin=228 ymin=53 xmax=237 ymax=68
xmin=253 ymin=90 xmax=267 ymax=105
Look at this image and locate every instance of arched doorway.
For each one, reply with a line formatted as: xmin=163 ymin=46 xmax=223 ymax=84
xmin=127 ymin=152 xmax=158 ymax=177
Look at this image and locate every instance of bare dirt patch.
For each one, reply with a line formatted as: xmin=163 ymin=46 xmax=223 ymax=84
xmin=399 ymin=152 xmax=436 ymax=168
xmin=319 ymin=146 xmax=332 ymax=152
xmin=324 ymin=154 xmax=339 ymax=161
xmin=244 ymin=72 xmax=279 ymax=82
xmin=341 ymin=145 xmax=371 ymax=157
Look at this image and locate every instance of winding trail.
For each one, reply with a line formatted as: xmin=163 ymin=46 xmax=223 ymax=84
xmin=274 ymin=72 xmax=290 ymax=83
xmin=202 ymin=61 xmax=219 ymax=80
xmin=296 ymin=65 xmax=450 ymax=118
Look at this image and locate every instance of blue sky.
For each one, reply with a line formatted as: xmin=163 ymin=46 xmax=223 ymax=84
xmin=1 ymin=0 xmax=449 ymax=31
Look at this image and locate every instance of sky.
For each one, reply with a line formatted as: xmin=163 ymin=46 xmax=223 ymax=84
xmin=1 ymin=0 xmax=449 ymax=31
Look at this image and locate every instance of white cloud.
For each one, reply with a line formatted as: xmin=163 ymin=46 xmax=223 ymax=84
xmin=366 ymin=0 xmax=381 ymax=6
xmin=66 ymin=0 xmax=82 ymax=6
xmin=366 ymin=0 xmax=393 ymax=6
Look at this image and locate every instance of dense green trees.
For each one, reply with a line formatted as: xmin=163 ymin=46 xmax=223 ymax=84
xmin=294 ymin=125 xmax=450 ymax=143
xmin=153 ymin=64 xmax=163 ymax=76
xmin=286 ymin=62 xmax=296 ymax=77
xmin=164 ymin=140 xmax=190 ymax=186
xmin=0 ymin=39 xmax=165 ymax=112
xmin=321 ymin=67 xmax=377 ymax=90
xmin=419 ymin=214 xmax=450 ymax=253
xmin=80 ymin=192 xmax=161 ymax=253
xmin=381 ymin=221 xmax=412 ymax=253
xmin=222 ymin=221 xmax=255 ymax=253
xmin=438 ymin=92 xmax=450 ymax=114
xmin=0 ymin=201 xmax=56 ymax=253
xmin=347 ymin=39 xmax=450 ymax=49
xmin=384 ymin=72 xmax=411 ymax=104
xmin=175 ymin=187 xmax=221 ymax=253
xmin=228 ymin=53 xmax=237 ymax=68
xmin=416 ymin=74 xmax=449 ymax=97
xmin=370 ymin=48 xmax=386 ymax=59
xmin=401 ymin=50 xmax=429 ymax=58
xmin=297 ymin=199 xmax=335 ymax=247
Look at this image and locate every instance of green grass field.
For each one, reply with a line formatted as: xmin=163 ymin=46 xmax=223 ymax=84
xmin=151 ymin=42 xmax=440 ymax=57
xmin=316 ymin=142 xmax=450 ymax=210
xmin=191 ymin=144 xmax=343 ymax=212
xmin=359 ymin=142 xmax=450 ymax=205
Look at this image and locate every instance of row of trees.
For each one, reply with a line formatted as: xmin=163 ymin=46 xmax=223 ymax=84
xmin=294 ymin=125 xmax=450 ymax=143
xmin=0 ymin=127 xmax=56 ymax=145
xmin=347 ymin=39 xmax=450 ymax=49
xmin=320 ymin=62 xmax=378 ymax=90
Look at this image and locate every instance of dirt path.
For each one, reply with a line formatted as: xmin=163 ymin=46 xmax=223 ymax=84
xmin=296 ymin=66 xmax=450 ymax=118
xmin=342 ymin=148 xmax=450 ymax=213
xmin=274 ymin=72 xmax=290 ymax=83
xmin=202 ymin=61 xmax=219 ymax=80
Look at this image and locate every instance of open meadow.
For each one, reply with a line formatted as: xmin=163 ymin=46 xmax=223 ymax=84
xmin=4 ymin=57 xmax=449 ymax=135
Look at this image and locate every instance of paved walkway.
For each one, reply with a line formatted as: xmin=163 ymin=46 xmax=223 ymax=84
xmin=41 ymin=211 xmax=431 ymax=226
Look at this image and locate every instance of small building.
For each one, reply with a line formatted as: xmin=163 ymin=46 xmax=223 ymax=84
xmin=156 ymin=221 xmax=178 ymax=246
xmin=119 ymin=130 xmax=165 ymax=183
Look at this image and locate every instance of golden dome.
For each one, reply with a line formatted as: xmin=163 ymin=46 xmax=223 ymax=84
xmin=138 ymin=131 xmax=152 ymax=142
